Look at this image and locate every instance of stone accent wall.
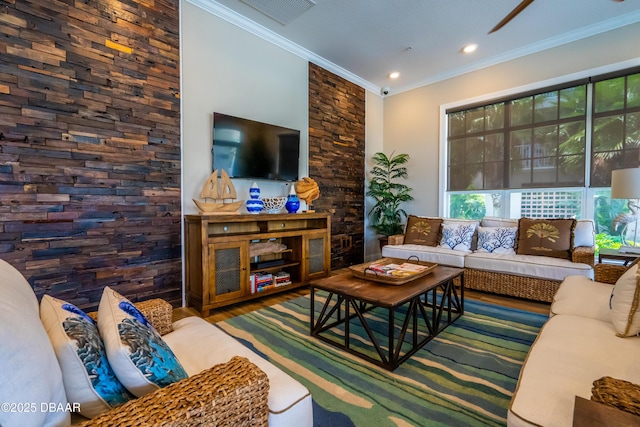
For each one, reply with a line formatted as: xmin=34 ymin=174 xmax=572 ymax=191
xmin=0 ymin=0 xmax=181 ymax=309
xmin=308 ymin=63 xmax=365 ymax=269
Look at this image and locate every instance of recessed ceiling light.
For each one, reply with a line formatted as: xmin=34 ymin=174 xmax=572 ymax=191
xmin=389 ymin=71 xmax=400 ymax=79
xmin=462 ymin=44 xmax=478 ymax=54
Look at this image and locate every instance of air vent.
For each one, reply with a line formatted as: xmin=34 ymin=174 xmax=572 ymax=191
xmin=239 ymin=0 xmax=316 ymax=25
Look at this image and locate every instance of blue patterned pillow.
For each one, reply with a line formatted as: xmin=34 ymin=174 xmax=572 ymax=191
xmin=40 ymin=295 xmax=133 ymax=418
xmin=476 ymin=226 xmax=517 ymax=254
xmin=98 ymin=287 xmax=187 ymax=397
xmin=439 ymin=222 xmax=478 ymax=252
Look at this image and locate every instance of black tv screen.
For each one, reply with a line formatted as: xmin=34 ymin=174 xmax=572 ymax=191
xmin=212 ymin=113 xmax=300 ymax=182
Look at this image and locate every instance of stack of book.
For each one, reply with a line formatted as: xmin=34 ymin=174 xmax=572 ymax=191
xmin=250 ymin=271 xmax=293 ymax=293
xmin=250 ymin=272 xmax=273 ymax=294
xmin=274 ymin=271 xmax=291 ymax=287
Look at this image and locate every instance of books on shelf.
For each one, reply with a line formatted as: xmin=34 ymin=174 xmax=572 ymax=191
xmin=250 ymin=271 xmax=292 ymax=293
xmin=250 ymin=272 xmax=273 ymax=294
xmin=367 ymin=262 xmax=430 ymax=278
xmin=274 ymin=271 xmax=292 ymax=287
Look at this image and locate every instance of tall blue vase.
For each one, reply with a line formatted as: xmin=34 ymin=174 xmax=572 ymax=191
xmin=285 ymin=186 xmax=300 ymax=214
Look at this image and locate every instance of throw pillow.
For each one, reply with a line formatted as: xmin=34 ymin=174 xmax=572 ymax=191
xmin=476 ymin=226 xmax=517 ymax=254
xmin=439 ymin=221 xmax=479 ymax=252
xmin=516 ymin=218 xmax=576 ymax=260
xmin=481 ymin=216 xmax=518 ymax=228
xmin=98 ymin=287 xmax=188 ymax=397
xmin=40 ymin=295 xmax=133 ymax=418
xmin=404 ymin=216 xmax=442 ymax=246
xmin=609 ymin=263 xmax=640 ymax=337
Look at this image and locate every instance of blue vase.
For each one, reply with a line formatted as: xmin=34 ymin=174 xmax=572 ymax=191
xmin=285 ymin=194 xmax=300 ymax=213
xmin=246 ymin=198 xmax=264 ymax=213
xmin=249 ymin=182 xmax=260 ymax=199
xmin=247 ymin=182 xmax=263 ymax=214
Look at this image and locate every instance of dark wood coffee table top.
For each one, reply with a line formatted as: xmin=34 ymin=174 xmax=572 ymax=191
xmin=573 ymin=396 xmax=640 ymax=426
xmin=311 ymin=266 xmax=463 ymax=307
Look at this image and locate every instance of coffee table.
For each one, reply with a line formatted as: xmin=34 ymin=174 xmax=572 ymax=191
xmin=309 ymin=266 xmax=464 ymax=371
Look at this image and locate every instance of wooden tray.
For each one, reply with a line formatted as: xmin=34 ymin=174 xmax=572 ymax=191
xmin=349 ymin=257 xmax=437 ymax=285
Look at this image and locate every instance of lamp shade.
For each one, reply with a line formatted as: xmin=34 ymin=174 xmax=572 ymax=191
xmin=611 ymin=168 xmax=640 ymax=199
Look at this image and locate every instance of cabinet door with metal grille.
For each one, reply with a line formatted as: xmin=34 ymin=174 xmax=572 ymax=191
xmin=304 ymin=233 xmax=329 ymax=281
xmin=208 ymin=241 xmax=248 ymax=303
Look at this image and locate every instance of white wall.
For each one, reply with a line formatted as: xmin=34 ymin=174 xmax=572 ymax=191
xmin=364 ymin=92 xmax=384 ymax=261
xmin=181 ymin=0 xmax=385 ymax=266
xmin=383 ymin=22 xmax=640 ymax=217
xmin=181 ymin=0 xmax=309 ymax=214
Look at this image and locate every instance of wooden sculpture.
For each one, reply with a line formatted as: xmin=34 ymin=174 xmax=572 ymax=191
xmin=193 ymin=169 xmax=243 ymax=214
xmin=295 ymin=177 xmax=320 ymax=212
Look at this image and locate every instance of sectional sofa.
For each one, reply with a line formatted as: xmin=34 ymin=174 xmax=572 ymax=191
xmin=382 ymin=216 xmax=595 ymax=302
xmin=508 ymin=261 xmax=640 ymax=426
xmin=0 ymin=258 xmax=312 ymax=427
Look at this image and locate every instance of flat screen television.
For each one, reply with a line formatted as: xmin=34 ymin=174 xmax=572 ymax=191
xmin=212 ymin=112 xmax=300 ymax=182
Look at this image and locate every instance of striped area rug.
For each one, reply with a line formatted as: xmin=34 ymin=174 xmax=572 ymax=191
xmin=215 ymin=292 xmax=547 ymax=427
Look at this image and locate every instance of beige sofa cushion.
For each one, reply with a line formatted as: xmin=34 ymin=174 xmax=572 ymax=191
xmin=0 ymin=259 xmax=70 ymax=427
xmin=481 ymin=217 xmax=518 ymax=228
xmin=508 ymin=314 xmax=640 ymax=427
xmin=464 ymin=252 xmax=593 ymax=281
xmin=573 ymin=219 xmax=595 ymax=247
xmin=550 ymin=275 xmax=612 ymax=322
xmin=164 ymin=316 xmax=313 ymax=427
xmin=382 ymin=243 xmax=467 ymax=268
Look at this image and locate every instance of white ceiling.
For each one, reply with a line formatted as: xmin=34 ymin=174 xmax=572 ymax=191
xmin=189 ymin=0 xmax=640 ymax=95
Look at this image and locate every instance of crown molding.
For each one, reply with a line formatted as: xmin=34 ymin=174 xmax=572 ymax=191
xmin=186 ymin=0 xmax=381 ymax=94
xmin=186 ymin=1 xmax=640 ymax=98
xmin=392 ymin=9 xmax=640 ymax=95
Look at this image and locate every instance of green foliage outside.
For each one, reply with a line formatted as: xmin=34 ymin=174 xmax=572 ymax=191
xmin=449 ymin=194 xmax=486 ymax=220
xmin=367 ymin=152 xmax=413 ymax=237
xmin=593 ymin=192 xmax=629 ymax=255
xmin=595 ymin=233 xmax=622 ymax=257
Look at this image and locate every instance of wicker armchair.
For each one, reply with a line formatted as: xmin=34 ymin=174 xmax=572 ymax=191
xmin=79 ymin=299 xmax=270 ymax=427
xmin=81 ymin=356 xmax=269 ymax=427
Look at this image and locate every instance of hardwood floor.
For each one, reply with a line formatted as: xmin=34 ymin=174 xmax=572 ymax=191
xmin=173 ymin=268 xmax=551 ymax=323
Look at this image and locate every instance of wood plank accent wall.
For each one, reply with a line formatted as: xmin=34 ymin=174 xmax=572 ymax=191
xmin=0 ymin=0 xmax=181 ymax=310
xmin=308 ymin=63 xmax=365 ymax=269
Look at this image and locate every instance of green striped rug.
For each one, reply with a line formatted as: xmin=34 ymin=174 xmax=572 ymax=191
xmin=215 ymin=293 xmax=546 ymax=427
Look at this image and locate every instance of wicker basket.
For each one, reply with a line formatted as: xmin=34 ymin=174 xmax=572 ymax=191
xmin=592 ymin=376 xmax=640 ymax=416
xmin=594 ymin=264 xmax=628 ymax=285
xmin=349 ymin=257 xmax=437 ymax=285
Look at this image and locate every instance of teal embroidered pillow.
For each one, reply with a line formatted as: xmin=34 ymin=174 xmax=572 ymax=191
xmin=40 ymin=295 xmax=133 ymax=418
xmin=98 ymin=287 xmax=188 ymax=397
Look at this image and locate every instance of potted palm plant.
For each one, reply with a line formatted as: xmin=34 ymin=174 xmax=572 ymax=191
xmin=367 ymin=152 xmax=414 ymax=247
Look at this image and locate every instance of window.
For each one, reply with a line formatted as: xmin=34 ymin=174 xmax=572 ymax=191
xmin=447 ymin=85 xmax=587 ymax=191
xmin=591 ymin=73 xmax=640 ymax=186
xmin=445 ymin=68 xmax=640 ymax=250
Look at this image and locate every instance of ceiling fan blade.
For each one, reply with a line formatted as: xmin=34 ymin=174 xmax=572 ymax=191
xmin=489 ymin=0 xmax=535 ymax=34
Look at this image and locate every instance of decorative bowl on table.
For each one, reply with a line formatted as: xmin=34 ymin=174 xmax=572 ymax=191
xmin=262 ymin=196 xmax=287 ymax=213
